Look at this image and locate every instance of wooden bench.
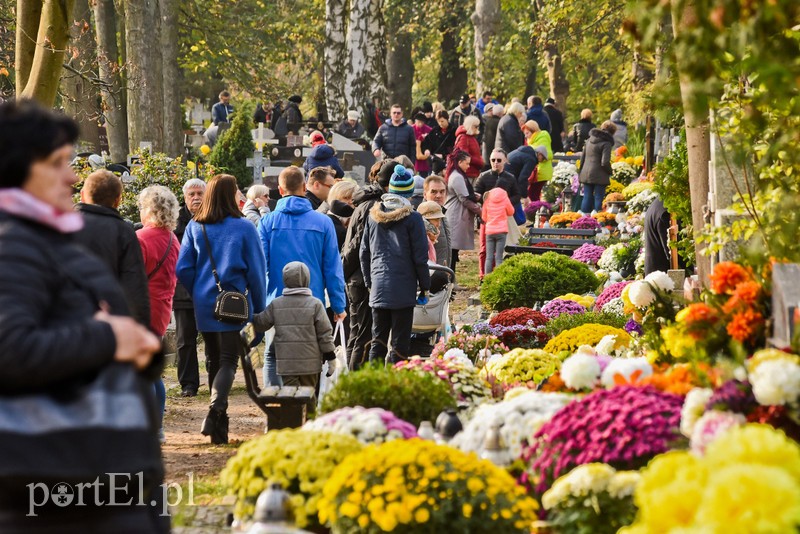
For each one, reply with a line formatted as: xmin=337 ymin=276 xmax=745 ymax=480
xmin=238 ymin=332 xmax=315 ymax=430
xmin=506 ymin=227 xmax=597 ymax=257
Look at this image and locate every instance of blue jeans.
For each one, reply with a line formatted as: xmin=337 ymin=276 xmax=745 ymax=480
xmin=581 ymin=183 xmax=607 ymax=213
xmin=262 ymin=341 xmax=283 ymax=387
xmin=153 ymin=379 xmax=165 ymax=429
xmin=485 ymin=232 xmax=507 ymax=274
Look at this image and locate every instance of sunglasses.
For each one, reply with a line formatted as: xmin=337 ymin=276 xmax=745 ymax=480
xmin=490 ymin=158 xmax=504 ymax=162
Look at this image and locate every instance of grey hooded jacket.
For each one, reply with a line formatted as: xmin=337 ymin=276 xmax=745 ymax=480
xmin=253 ymin=262 xmax=335 ymax=376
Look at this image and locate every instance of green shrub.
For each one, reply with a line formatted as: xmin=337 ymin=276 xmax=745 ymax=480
xmin=73 ymin=150 xmax=192 ymax=223
xmin=480 ymin=252 xmax=598 ymax=311
xmin=319 ymin=363 xmax=456 ymax=426
xmin=208 ymin=101 xmax=255 ymax=190
xmin=544 ymin=311 xmax=628 ymax=338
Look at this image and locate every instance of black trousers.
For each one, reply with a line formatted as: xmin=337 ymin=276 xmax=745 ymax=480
xmin=369 ymin=306 xmax=414 ymax=364
xmin=346 ymin=281 xmax=373 ymax=370
xmin=202 ymin=331 xmax=241 ymax=413
xmin=174 ymin=307 xmax=205 ymax=393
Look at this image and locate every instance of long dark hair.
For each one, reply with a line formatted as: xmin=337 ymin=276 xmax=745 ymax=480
xmin=194 ymin=174 xmax=242 ymax=224
xmin=445 ymin=149 xmax=470 ymax=182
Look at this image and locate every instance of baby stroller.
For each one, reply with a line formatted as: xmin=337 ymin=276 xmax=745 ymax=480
xmin=412 ymin=264 xmax=456 ymax=343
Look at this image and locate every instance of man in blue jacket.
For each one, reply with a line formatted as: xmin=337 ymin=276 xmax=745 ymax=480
xmin=525 ymin=95 xmax=551 ymax=133
xmin=372 ymin=104 xmax=416 ymax=162
xmin=211 ymin=90 xmax=234 ymax=125
xmin=258 ymin=166 xmax=347 ymax=385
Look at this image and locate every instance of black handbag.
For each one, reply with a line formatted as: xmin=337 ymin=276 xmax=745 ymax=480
xmin=201 ymin=224 xmax=250 ymax=324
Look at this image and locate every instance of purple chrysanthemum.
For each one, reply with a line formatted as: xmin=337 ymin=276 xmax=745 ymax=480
xmin=571 ymin=243 xmax=606 ymax=265
xmin=624 ymin=319 xmax=643 ymax=336
xmin=540 ymin=299 xmax=587 ymax=319
xmin=570 ymin=215 xmax=602 ymax=230
xmin=705 ymin=379 xmax=757 ymax=414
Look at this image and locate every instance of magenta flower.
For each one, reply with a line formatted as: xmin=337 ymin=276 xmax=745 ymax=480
xmin=570 ymin=215 xmax=601 ymax=231
xmin=540 ymin=299 xmax=587 ymax=319
xmin=594 ymin=281 xmax=632 ymax=311
xmin=519 ymin=386 xmax=683 ymax=494
xmin=571 ymin=243 xmax=606 ymax=265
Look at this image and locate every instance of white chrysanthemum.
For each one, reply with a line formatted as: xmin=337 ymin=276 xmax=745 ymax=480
xmin=680 ymin=387 xmax=714 ymax=437
xmin=594 ymin=335 xmax=618 ymax=356
xmin=542 ymin=463 xmax=616 ymax=509
xmin=602 ymin=297 xmax=625 ymax=316
xmin=560 ymin=353 xmax=601 ymax=390
xmin=750 ymin=359 xmax=800 ymax=406
xmin=644 ymin=271 xmax=675 ymax=292
xmin=689 ymin=410 xmax=746 ymax=455
xmin=628 ymin=280 xmax=656 ymax=308
xmin=442 ymin=347 xmax=473 ymax=368
xmin=606 ymin=471 xmax=641 ymax=500
xmin=600 ymin=357 xmax=652 ymax=388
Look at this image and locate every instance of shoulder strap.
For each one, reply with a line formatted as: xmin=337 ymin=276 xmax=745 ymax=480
xmin=146 ymin=232 xmax=174 ymax=280
xmin=200 ymin=224 xmax=222 ymax=292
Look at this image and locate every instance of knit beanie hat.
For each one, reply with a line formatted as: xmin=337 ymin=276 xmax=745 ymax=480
xmin=376 ymin=160 xmax=395 ymax=188
xmin=309 ymin=131 xmax=325 ymax=146
xmin=347 ymin=110 xmax=360 ymax=121
xmin=413 ymin=175 xmax=425 ymax=196
xmin=534 ymin=145 xmax=549 ymax=161
xmin=422 ymin=101 xmax=433 ymax=113
xmin=388 ymin=164 xmax=414 ymax=197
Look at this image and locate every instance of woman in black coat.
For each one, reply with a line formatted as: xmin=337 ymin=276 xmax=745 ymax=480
xmin=0 ymin=100 xmax=166 ymax=532
xmin=578 ymin=121 xmax=617 ymax=213
xmin=422 ymin=110 xmax=457 ymax=174
xmin=494 ymin=101 xmax=526 ymax=154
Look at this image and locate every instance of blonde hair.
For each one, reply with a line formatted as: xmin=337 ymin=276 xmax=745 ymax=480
xmin=246 ymin=184 xmax=269 ymax=201
xmin=580 ymin=108 xmax=593 ymax=120
xmin=432 ymin=102 xmax=445 ymax=114
xmin=506 ymin=102 xmax=525 ymax=117
xmin=328 ymin=181 xmax=359 ymax=204
xmin=463 ymin=115 xmax=481 ymax=133
xmin=138 ymin=185 xmax=180 ymax=230
xmin=600 ymin=120 xmax=618 ymax=135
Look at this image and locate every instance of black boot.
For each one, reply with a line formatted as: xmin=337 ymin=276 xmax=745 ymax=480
xmin=201 ymin=408 xmax=228 ymax=444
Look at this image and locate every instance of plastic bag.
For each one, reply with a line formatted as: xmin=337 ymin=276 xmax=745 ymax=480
xmin=318 ymin=320 xmax=348 ymax=407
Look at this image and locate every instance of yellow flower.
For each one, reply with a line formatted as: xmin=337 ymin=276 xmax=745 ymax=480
xmin=694 ymin=464 xmax=800 ymax=533
xmin=463 ymin=503 xmax=473 ymax=518
xmin=467 ymin=478 xmax=485 ymax=493
xmin=704 ymin=424 xmax=800 ymax=483
xmin=414 ymin=507 xmax=430 ymax=523
xmin=340 ymin=501 xmax=360 ymax=519
xmin=199 ymin=144 xmax=211 ymax=155
xmin=633 ymin=451 xmax=706 ymax=530
xmin=544 ymin=324 xmax=631 ymax=354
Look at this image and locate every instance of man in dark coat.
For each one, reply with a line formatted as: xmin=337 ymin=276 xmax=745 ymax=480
xmin=578 ymin=123 xmax=616 ymax=212
xmin=506 ymin=144 xmax=540 ymax=199
xmin=525 ymin=96 xmax=551 ymax=133
xmin=567 ymin=109 xmax=596 ymax=152
xmin=644 ymin=196 xmax=672 ymax=275
xmin=449 ymin=94 xmax=484 ymax=143
xmin=172 ymin=178 xmax=207 ymax=396
xmin=481 ymin=103 xmax=501 ymax=168
xmin=372 ymin=104 xmax=416 ymax=162
xmin=275 ymin=95 xmax=303 ymax=135
xmin=544 ymin=97 xmax=565 ymax=153
xmin=337 ymin=110 xmax=366 ymax=139
xmin=305 ymin=166 xmax=336 ymax=211
xmin=475 ymin=149 xmax=521 ymax=278
xmin=341 ymin=161 xmax=394 ymax=369
xmin=211 ymin=90 xmax=234 ymax=125
xmin=360 ymin=177 xmax=430 ymax=364
xmin=74 ymin=169 xmax=150 ymax=327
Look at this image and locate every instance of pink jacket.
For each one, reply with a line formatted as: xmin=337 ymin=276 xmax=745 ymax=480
xmin=481 ymin=188 xmax=515 ymax=235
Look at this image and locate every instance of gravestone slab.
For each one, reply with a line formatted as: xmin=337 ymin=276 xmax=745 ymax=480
xmin=771 ymin=263 xmax=800 ymax=348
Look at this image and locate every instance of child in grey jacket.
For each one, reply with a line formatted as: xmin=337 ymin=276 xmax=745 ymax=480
xmin=253 ymin=262 xmax=335 ymax=396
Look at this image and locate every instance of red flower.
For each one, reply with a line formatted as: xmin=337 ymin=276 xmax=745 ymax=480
xmin=490 ymin=308 xmax=548 ymax=327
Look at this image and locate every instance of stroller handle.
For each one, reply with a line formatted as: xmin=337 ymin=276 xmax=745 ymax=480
xmin=428 ymin=264 xmax=456 ymax=284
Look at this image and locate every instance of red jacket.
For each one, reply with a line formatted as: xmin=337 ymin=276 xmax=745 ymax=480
xmin=137 ymin=225 xmax=179 ymax=336
xmin=454 ymin=125 xmax=484 ymax=178
xmin=481 ymin=188 xmax=514 ymax=235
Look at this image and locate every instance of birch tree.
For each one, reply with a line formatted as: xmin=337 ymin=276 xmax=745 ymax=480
xmin=324 ymin=0 xmax=348 ymax=121
xmin=346 ymin=0 xmax=387 ymax=117
xmin=16 ymin=0 xmax=76 ymax=105
xmin=93 ymin=0 xmax=128 ymax=162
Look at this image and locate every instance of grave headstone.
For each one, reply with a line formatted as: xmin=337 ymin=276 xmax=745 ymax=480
xmin=251 ymin=123 xmax=277 ymax=150
xmin=771 ymin=263 xmax=800 ymax=348
xmin=246 ymin=150 xmax=265 ymax=185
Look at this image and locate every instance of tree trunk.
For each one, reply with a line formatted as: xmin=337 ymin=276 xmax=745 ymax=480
xmin=631 ymin=45 xmax=654 ymax=92
xmin=672 ymin=0 xmax=711 ymax=285
xmin=471 ymin=0 xmax=500 ymax=97
xmin=544 ymin=43 xmax=569 ymax=118
xmin=524 ymin=37 xmax=538 ymax=101
xmin=62 ymin=0 xmax=101 ymax=151
xmin=93 ymin=0 xmax=128 ymax=163
xmin=346 ymin=0 xmax=386 ymax=118
xmin=385 ymin=24 xmax=413 ymax=114
xmin=438 ymin=6 xmax=468 ymax=105
xmin=160 ymin=0 xmax=182 ymax=157
xmin=125 ymin=0 xmax=164 ymax=152
xmin=17 ymin=0 xmax=76 ymax=105
xmin=15 ymin=0 xmax=42 ymax=94
xmin=365 ymin=0 xmax=387 ymax=108
xmin=324 ymin=0 xmax=348 ymax=121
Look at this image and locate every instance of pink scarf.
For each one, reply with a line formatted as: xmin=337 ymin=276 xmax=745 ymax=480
xmin=0 ymin=189 xmax=84 ymax=233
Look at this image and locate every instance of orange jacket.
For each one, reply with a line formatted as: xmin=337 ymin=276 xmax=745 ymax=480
xmin=481 ymin=188 xmax=515 ymax=235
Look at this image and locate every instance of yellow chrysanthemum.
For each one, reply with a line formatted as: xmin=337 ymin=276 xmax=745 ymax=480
xmin=704 ymin=424 xmax=800 ymax=483
xmin=544 ymin=324 xmax=631 ymax=354
xmin=632 ymin=451 xmax=706 ymax=530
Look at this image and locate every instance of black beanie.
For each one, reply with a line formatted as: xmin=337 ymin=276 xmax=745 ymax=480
xmin=422 ymin=101 xmax=433 ymax=113
xmin=376 ymin=160 xmax=395 ymax=188
xmin=289 ymin=95 xmax=302 ymax=104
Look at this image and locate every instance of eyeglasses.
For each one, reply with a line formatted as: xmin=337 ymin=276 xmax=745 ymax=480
xmin=490 ymin=158 xmax=504 ymax=162
xmin=391 ymin=111 xmax=402 ymax=115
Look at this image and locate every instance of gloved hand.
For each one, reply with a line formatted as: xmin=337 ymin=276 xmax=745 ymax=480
xmin=416 ymin=291 xmax=429 ymax=305
xmin=476 ymin=216 xmax=484 ymax=227
xmin=325 ymin=360 xmax=336 ymax=377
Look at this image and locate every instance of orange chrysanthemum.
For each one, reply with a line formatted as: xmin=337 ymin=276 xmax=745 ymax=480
xmin=677 ymin=303 xmax=718 ymax=326
xmin=726 ymin=309 xmax=764 ymax=343
xmin=710 ymin=262 xmax=751 ymax=294
xmin=733 ymin=281 xmax=761 ymax=304
xmin=540 ymin=372 xmax=567 ymax=392
xmin=640 ymin=363 xmax=721 ymax=395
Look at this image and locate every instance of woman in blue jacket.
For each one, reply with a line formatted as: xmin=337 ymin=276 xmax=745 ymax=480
xmin=176 ymin=174 xmax=266 ymax=444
